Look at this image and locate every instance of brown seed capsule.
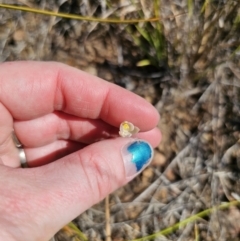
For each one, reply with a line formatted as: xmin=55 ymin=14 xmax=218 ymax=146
xmin=119 ymin=121 xmax=140 ymax=137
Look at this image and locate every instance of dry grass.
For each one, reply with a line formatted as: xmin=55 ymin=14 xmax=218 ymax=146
xmin=1 ymin=0 xmax=240 ymax=241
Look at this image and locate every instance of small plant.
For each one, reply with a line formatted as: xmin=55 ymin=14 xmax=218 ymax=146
xmin=127 ymin=0 xmax=166 ymax=67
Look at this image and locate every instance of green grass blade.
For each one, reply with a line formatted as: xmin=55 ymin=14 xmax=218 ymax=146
xmin=0 ymin=3 xmax=159 ymax=24
xmin=188 ymin=0 xmax=194 ymax=16
xmin=67 ymin=222 xmax=88 ymax=241
xmin=130 ymin=200 xmax=240 ymax=241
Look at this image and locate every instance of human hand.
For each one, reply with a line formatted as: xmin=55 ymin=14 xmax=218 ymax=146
xmin=0 ymin=61 xmax=161 ymax=241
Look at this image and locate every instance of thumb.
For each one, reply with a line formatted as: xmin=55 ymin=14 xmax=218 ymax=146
xmin=11 ymin=137 xmax=154 ymax=240
xmin=0 ymin=138 xmax=153 ymax=241
xmin=43 ymin=137 xmax=153 ymax=215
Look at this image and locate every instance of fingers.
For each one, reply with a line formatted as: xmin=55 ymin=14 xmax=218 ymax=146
xmin=0 ymin=137 xmax=155 ymax=240
xmin=1 ymin=125 xmax=160 ymax=168
xmin=14 ymin=111 xmax=160 ymax=148
xmin=0 ymin=61 xmax=162 ymax=240
xmin=135 ymin=127 xmax=161 ymax=148
xmin=0 ymin=103 xmax=20 ymax=167
xmin=25 ymin=140 xmax=85 ymax=167
xmin=0 ymin=103 xmax=13 ymax=146
xmin=0 ymin=61 xmax=159 ymax=131
xmin=19 ymin=127 xmax=160 ymax=167
xmin=14 ymin=111 xmax=118 ymax=147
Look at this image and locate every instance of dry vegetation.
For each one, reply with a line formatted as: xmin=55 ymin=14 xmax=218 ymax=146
xmin=1 ymin=0 xmax=240 ymax=240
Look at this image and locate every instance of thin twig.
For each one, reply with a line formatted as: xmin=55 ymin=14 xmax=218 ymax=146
xmin=0 ymin=3 xmax=159 ymax=24
xmin=105 ymin=195 xmax=111 ymax=241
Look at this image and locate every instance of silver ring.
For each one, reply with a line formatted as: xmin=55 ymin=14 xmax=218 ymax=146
xmin=18 ymin=148 xmax=28 ymax=168
xmin=12 ymin=131 xmax=28 ymax=168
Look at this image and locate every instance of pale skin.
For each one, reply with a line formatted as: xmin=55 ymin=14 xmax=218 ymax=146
xmin=0 ymin=61 xmax=161 ymax=241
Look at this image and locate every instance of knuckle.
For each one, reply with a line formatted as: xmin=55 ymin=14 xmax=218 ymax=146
xmin=79 ymin=150 xmax=112 ymax=202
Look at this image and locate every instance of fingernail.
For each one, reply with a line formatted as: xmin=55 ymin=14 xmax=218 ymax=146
xmin=121 ymin=140 xmax=153 ymax=178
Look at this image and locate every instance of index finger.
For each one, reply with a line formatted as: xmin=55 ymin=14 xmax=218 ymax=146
xmin=0 ymin=61 xmax=159 ymax=131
